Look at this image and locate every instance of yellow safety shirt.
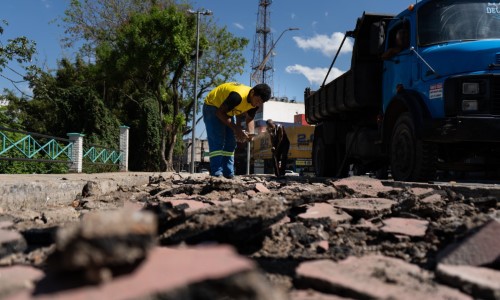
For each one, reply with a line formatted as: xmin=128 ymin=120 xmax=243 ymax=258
xmin=204 ymin=82 xmax=255 ymax=117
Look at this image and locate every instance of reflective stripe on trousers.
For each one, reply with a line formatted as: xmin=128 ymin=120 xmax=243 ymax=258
xmin=203 ymin=104 xmax=236 ymax=177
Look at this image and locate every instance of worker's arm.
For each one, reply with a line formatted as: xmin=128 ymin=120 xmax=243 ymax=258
xmin=245 ymin=107 xmax=259 ymax=142
xmin=216 ymin=104 xmax=247 ymax=141
xmin=276 ymin=126 xmax=284 ymax=146
xmin=215 ymin=92 xmax=249 ymax=140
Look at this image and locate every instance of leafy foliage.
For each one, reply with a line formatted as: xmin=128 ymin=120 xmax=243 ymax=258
xmin=2 ymin=1 xmax=250 ymax=173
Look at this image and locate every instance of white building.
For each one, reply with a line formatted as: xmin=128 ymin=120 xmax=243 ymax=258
xmin=255 ymin=97 xmax=304 ymax=124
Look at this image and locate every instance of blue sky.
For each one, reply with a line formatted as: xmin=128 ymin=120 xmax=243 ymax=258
xmin=193 ymin=0 xmax=409 ymax=102
xmin=1 ymin=0 xmax=410 ymax=101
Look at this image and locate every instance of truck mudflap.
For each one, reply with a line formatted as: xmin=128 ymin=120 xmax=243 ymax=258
xmin=425 ymin=116 xmax=500 ymax=143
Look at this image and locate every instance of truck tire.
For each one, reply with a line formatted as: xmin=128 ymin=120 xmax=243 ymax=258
xmin=390 ymin=113 xmax=437 ymax=182
xmin=313 ymin=133 xmax=348 ymax=178
xmin=313 ymin=135 xmax=335 ymax=177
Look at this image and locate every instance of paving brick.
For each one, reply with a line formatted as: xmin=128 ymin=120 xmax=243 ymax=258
xmin=0 ymin=229 xmax=27 ymax=258
xmin=421 ymin=193 xmax=443 ymax=204
xmin=289 ymin=289 xmax=351 ymax=299
xmin=381 ymin=217 xmax=429 ymax=237
xmin=328 ymin=198 xmax=396 ymax=219
xmin=436 ymin=264 xmax=500 ymax=299
xmin=438 ymin=219 xmax=500 ymax=267
xmin=246 ymin=190 xmax=257 ymax=197
xmin=296 ymin=255 xmax=471 ymax=299
xmin=255 ymin=183 xmax=270 ymax=193
xmin=0 ymin=266 xmax=44 ymax=298
xmin=9 ymin=245 xmax=284 ymax=300
xmin=333 ymin=176 xmax=398 ymax=197
xmin=0 ymin=220 xmax=13 ymax=229
xmin=410 ymin=187 xmax=435 ymax=197
xmin=297 ymin=203 xmax=352 ymax=225
xmin=160 ymin=198 xmax=210 ymax=214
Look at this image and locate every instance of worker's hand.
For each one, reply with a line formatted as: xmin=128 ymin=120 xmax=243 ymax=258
xmin=234 ymin=127 xmax=249 ymax=143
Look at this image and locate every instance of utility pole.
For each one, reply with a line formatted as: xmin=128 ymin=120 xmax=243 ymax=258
xmin=187 ymin=9 xmax=212 ymax=174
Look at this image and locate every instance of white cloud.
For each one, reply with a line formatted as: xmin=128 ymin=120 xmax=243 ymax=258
xmin=41 ymin=0 xmax=50 ymax=8
xmin=311 ymin=21 xmax=318 ymax=29
xmin=293 ymin=32 xmax=353 ymax=57
xmin=325 ymin=12 xmax=329 ymax=17
xmin=291 ymin=13 xmax=296 ymax=19
xmin=285 ymin=64 xmax=345 ymax=86
xmin=233 ymin=23 xmax=244 ymax=30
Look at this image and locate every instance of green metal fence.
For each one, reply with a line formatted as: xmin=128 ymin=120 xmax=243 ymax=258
xmin=83 ymin=143 xmax=122 ymax=165
xmin=0 ymin=126 xmax=125 ymax=171
xmin=0 ymin=126 xmax=73 ymax=164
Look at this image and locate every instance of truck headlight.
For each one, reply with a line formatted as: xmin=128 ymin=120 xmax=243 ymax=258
xmin=462 ymin=82 xmax=479 ymax=95
xmin=462 ymin=100 xmax=478 ymax=111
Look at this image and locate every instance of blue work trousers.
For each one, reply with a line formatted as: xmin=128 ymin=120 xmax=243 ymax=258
xmin=202 ymin=104 xmax=236 ymax=177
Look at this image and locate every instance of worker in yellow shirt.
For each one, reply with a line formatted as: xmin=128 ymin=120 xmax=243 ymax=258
xmin=203 ymin=82 xmax=271 ymax=178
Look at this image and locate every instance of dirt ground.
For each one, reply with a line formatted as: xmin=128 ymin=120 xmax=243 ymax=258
xmin=1 ymin=173 xmax=499 ymax=299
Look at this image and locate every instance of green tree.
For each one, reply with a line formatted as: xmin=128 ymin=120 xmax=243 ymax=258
xmin=62 ymin=1 xmax=248 ymax=171
xmin=0 ymin=20 xmax=39 ymax=98
xmin=26 ymin=57 xmax=120 ymax=146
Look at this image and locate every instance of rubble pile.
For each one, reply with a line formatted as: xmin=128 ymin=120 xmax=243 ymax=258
xmin=0 ymin=174 xmax=499 ymax=299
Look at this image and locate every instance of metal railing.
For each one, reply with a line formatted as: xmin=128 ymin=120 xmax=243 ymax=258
xmin=83 ymin=143 xmax=122 ymax=165
xmin=0 ymin=126 xmax=73 ymax=164
xmin=0 ymin=126 xmax=128 ymax=172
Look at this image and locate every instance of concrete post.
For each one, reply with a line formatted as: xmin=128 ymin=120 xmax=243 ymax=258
xmin=67 ymin=133 xmax=84 ymax=173
xmin=119 ymin=125 xmax=130 ymax=172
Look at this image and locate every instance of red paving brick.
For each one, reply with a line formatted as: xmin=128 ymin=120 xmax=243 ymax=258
xmin=290 ymin=289 xmax=351 ymax=299
xmin=328 ymin=198 xmax=395 ymax=218
xmin=410 ymin=187 xmax=435 ymax=197
xmin=421 ymin=193 xmax=442 ymax=204
xmin=296 ymin=255 xmax=471 ymax=299
xmin=0 ymin=221 xmax=13 ymax=229
xmin=439 ymin=219 xmax=500 ymax=267
xmin=297 ymin=203 xmax=352 ymax=225
xmin=381 ymin=217 xmax=429 ymax=237
xmin=0 ymin=266 xmax=44 ymax=297
xmin=161 ymin=198 xmax=211 ymax=213
xmin=255 ymin=183 xmax=270 ymax=193
xmin=333 ymin=176 xmax=397 ymax=197
xmin=437 ymin=264 xmax=500 ymax=298
xmin=9 ymin=245 xmax=256 ymax=300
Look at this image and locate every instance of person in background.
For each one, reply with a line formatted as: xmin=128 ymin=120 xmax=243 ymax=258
xmin=266 ymin=119 xmax=290 ymax=177
xmin=203 ymin=82 xmax=271 ymax=179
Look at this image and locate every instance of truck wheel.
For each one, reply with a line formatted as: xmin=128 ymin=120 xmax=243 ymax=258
xmin=313 ymin=136 xmax=334 ymax=177
xmin=390 ymin=113 xmax=437 ymax=182
xmin=313 ymin=135 xmax=348 ymax=178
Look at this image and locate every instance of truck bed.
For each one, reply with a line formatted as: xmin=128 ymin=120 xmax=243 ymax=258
xmin=305 ymin=68 xmax=380 ymax=124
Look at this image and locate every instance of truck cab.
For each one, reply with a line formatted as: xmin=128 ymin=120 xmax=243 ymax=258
xmin=305 ymin=0 xmax=500 ymax=181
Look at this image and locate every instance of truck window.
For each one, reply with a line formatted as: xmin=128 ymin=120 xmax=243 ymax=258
xmin=381 ymin=23 xmax=410 ymax=59
xmin=418 ymin=0 xmax=500 ymax=46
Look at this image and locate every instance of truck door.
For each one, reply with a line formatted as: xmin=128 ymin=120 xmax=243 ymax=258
xmin=382 ymin=21 xmax=413 ymax=112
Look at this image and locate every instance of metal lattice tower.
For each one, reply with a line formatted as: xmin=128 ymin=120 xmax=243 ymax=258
xmin=250 ymin=0 xmax=273 ymax=88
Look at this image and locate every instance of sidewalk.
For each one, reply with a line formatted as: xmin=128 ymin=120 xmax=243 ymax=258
xmin=0 ymin=172 xmax=160 ymax=211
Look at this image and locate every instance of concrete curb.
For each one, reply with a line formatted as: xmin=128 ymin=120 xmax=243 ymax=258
xmin=0 ymin=172 xmax=160 ymax=211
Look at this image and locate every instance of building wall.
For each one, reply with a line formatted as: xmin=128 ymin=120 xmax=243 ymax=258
xmin=182 ymin=138 xmax=209 ymax=171
xmin=255 ymin=98 xmax=305 ymax=124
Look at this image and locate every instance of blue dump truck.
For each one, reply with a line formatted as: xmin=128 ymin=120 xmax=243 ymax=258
xmin=305 ymin=0 xmax=500 ymax=182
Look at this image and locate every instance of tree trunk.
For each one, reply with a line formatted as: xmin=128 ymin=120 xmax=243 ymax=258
xmin=164 ymin=127 xmax=177 ymax=172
